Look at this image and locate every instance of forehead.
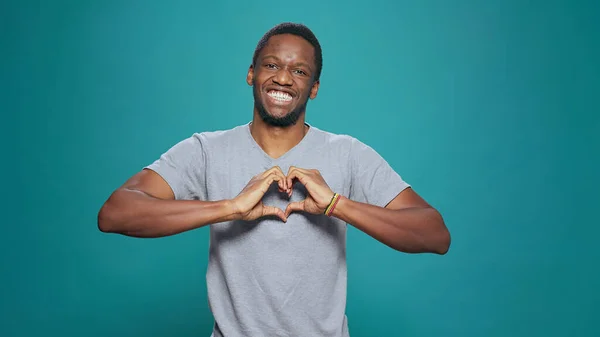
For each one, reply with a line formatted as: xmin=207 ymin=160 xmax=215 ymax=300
xmin=259 ymin=34 xmax=315 ymax=66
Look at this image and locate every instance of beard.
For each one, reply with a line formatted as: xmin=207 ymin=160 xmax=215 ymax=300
xmin=253 ymin=84 xmax=308 ymax=127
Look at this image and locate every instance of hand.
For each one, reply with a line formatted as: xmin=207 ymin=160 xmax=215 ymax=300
xmin=284 ymin=166 xmax=335 ymax=218
xmin=232 ymin=166 xmax=291 ymax=222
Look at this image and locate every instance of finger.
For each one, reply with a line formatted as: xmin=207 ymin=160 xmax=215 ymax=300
xmin=263 ymin=172 xmax=287 ymax=192
xmin=288 ymin=166 xmax=312 ymax=175
xmin=261 ymin=165 xmax=281 ymax=176
xmin=285 ymin=200 xmax=305 ymax=218
xmin=269 ymin=167 xmax=289 ymax=190
xmin=286 ymin=166 xmax=306 ymax=192
xmin=262 ymin=167 xmax=283 ymax=177
xmin=258 ymin=172 xmax=279 ymax=193
xmin=286 ymin=169 xmax=294 ymax=190
xmin=262 ymin=205 xmax=287 ymax=223
xmin=286 ymin=169 xmax=309 ymax=190
xmin=287 ymin=166 xmax=297 ymax=187
xmin=286 ymin=167 xmax=298 ymax=188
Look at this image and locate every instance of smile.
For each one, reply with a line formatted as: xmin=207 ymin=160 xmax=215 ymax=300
xmin=267 ymin=90 xmax=293 ymax=104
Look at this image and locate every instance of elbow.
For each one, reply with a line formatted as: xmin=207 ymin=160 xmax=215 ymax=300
xmin=97 ymin=200 xmax=120 ymax=234
xmin=434 ymin=228 xmax=451 ymax=255
xmin=97 ymin=204 xmax=112 ymax=233
xmin=413 ymin=208 xmax=450 ymax=255
xmin=433 ymin=212 xmax=451 ymax=255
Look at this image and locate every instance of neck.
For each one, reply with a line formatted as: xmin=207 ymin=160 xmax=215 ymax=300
xmin=249 ymin=111 xmax=309 ymax=159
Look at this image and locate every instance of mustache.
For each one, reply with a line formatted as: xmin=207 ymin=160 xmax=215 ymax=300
xmin=253 ymin=84 xmax=308 ymax=127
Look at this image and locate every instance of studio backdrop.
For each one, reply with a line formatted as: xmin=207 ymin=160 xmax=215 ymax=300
xmin=3 ymin=0 xmax=598 ymax=336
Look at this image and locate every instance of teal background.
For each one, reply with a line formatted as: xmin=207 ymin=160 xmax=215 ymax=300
xmin=3 ymin=0 xmax=599 ymax=336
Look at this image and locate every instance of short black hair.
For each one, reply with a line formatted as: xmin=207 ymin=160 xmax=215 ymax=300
xmin=252 ymin=22 xmax=323 ymax=82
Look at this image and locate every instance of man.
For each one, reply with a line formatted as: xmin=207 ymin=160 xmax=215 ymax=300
xmin=98 ymin=22 xmax=450 ymax=337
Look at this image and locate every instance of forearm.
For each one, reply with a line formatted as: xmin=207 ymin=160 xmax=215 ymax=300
xmin=98 ymin=188 xmax=237 ymax=238
xmin=331 ymin=197 xmax=450 ymax=254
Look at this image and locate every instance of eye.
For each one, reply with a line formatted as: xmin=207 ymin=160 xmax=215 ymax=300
xmin=265 ymin=63 xmax=277 ymax=69
xmin=294 ymin=69 xmax=307 ymax=76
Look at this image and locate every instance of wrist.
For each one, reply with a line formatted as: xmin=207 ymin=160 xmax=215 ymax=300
xmin=225 ymin=199 xmax=243 ymax=221
xmin=332 ymin=194 xmax=352 ymax=219
xmin=325 ymin=193 xmax=345 ymax=217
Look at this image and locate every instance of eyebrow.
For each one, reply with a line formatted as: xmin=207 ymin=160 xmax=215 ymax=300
xmin=261 ymin=55 xmax=313 ymax=72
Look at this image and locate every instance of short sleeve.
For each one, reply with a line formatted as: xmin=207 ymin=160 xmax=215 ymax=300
xmin=348 ymin=138 xmax=411 ymax=207
xmin=144 ymin=134 xmax=207 ymax=201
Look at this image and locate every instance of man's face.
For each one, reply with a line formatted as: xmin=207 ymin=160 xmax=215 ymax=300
xmin=247 ymin=34 xmax=320 ymax=127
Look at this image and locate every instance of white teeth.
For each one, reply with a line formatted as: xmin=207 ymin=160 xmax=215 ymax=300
xmin=268 ymin=90 xmax=292 ymax=101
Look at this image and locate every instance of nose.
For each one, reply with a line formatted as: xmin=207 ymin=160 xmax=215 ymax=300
xmin=273 ymin=68 xmax=293 ymax=86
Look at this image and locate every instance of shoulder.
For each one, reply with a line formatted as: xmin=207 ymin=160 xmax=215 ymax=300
xmin=309 ymin=125 xmax=390 ymax=170
xmin=180 ymin=123 xmax=249 ymax=149
xmin=192 ymin=123 xmax=248 ymax=142
xmin=160 ymin=124 xmax=248 ymax=158
xmin=308 ymin=125 xmax=357 ymax=148
xmin=308 ymin=124 xmax=369 ymax=153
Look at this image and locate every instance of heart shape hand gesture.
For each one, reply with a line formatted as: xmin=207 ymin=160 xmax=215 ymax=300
xmin=231 ymin=166 xmax=336 ymax=222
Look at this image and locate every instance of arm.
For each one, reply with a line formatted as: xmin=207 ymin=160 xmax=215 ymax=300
xmin=331 ymin=188 xmax=450 ymax=254
xmin=98 ymin=167 xmax=290 ymax=238
xmin=97 ymin=169 xmax=237 ymax=238
xmin=283 ymin=167 xmax=450 ymax=255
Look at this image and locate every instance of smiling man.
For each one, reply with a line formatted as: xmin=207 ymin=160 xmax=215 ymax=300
xmin=98 ymin=22 xmax=450 ymax=337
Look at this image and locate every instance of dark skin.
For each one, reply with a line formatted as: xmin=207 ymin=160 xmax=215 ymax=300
xmin=98 ymin=33 xmax=451 ymax=255
xmin=247 ymin=34 xmax=320 ymax=159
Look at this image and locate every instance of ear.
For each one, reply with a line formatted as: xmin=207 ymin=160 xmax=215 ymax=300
xmin=246 ymin=65 xmax=254 ymax=86
xmin=309 ymin=80 xmax=320 ymax=99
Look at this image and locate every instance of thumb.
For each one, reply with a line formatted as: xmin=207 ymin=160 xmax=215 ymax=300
xmin=262 ymin=205 xmax=287 ymax=223
xmin=285 ymin=200 xmax=305 ymax=218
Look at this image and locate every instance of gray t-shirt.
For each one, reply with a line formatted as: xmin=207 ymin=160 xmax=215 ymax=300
xmin=145 ymin=122 xmax=410 ymax=337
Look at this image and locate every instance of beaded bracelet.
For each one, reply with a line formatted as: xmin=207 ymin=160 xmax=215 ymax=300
xmin=324 ymin=193 xmax=341 ymax=216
